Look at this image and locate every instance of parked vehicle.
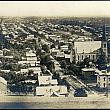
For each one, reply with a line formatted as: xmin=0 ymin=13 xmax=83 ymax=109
xmin=74 ymin=87 xmax=87 ymax=97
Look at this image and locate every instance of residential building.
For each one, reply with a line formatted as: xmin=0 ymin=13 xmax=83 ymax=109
xmin=82 ymin=67 xmax=110 ymax=89
xmin=26 ymin=50 xmax=38 ymax=67
xmin=36 ymin=85 xmax=68 ymax=97
xmin=36 ymin=75 xmax=68 ymax=97
xmin=96 ymin=69 xmax=110 ymax=89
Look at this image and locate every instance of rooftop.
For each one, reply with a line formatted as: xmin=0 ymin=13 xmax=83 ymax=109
xmin=74 ymin=41 xmax=101 ymax=54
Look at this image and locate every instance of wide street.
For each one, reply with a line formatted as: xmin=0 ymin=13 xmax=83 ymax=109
xmin=0 ymin=94 xmax=110 ymax=109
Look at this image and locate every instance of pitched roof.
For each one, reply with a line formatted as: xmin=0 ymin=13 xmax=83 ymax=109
xmin=38 ymin=76 xmax=52 ymax=86
xmin=74 ymin=41 xmax=101 ymax=54
xmin=27 ymin=57 xmax=37 ymax=61
xmin=36 ymin=85 xmax=67 ymax=96
xmin=0 ymin=77 xmax=7 ymax=85
xmin=26 ymin=52 xmax=36 ymax=57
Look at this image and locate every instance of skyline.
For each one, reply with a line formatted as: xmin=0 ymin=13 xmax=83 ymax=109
xmin=0 ymin=1 xmax=110 ymax=17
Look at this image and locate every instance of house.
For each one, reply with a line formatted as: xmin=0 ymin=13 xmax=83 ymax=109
xmin=18 ymin=61 xmax=30 ymax=65
xmin=52 ymin=60 xmax=62 ymax=71
xmin=74 ymin=41 xmax=102 ymax=63
xmin=36 ymin=85 xmax=68 ymax=97
xmin=56 ymin=51 xmax=65 ymax=61
xmin=28 ymin=67 xmax=41 ymax=75
xmin=24 ymin=80 xmax=36 ymax=84
xmin=3 ymin=48 xmax=11 ymax=56
xmin=1 ymin=70 xmax=10 ymax=73
xmin=82 ymin=67 xmax=110 ymax=89
xmin=20 ymin=69 xmax=29 ymax=74
xmin=60 ymin=45 xmax=68 ymax=52
xmin=3 ymin=56 xmax=14 ymax=61
xmin=50 ymin=48 xmax=60 ymax=57
xmin=95 ymin=69 xmax=110 ymax=89
xmin=64 ymin=53 xmax=73 ymax=63
xmin=36 ymin=74 xmax=68 ymax=97
xmin=82 ymin=68 xmax=97 ymax=86
xmin=0 ymin=50 xmax=3 ymax=57
xmin=25 ymin=34 xmax=34 ymax=40
xmin=0 ymin=77 xmax=7 ymax=94
xmin=38 ymin=75 xmax=58 ymax=86
xmin=26 ymin=50 xmax=38 ymax=67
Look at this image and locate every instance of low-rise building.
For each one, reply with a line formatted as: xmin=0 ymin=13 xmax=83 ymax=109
xmin=96 ymin=70 xmax=110 ymax=89
xmin=0 ymin=77 xmax=7 ymax=94
xmin=26 ymin=50 xmax=39 ymax=67
xmin=28 ymin=67 xmax=41 ymax=75
xmin=38 ymin=75 xmax=57 ymax=86
xmin=36 ymin=85 xmax=68 ymax=97
xmin=82 ymin=67 xmax=110 ymax=89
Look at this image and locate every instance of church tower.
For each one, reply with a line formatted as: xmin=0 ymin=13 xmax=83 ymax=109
xmin=101 ymin=24 xmax=108 ymax=61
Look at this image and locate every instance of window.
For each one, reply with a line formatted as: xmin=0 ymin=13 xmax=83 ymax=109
xmin=78 ymin=55 xmax=79 ymax=60
xmin=109 ymin=78 xmax=110 ymax=82
xmin=93 ymin=55 xmax=94 ymax=60
xmin=99 ymin=76 xmax=100 ymax=81
xmin=108 ymin=83 xmax=110 ymax=87
xmin=104 ymin=83 xmax=106 ymax=88
xmin=82 ymin=55 xmax=83 ymax=60
xmin=104 ymin=44 xmax=106 ymax=48
xmin=104 ymin=77 xmax=106 ymax=81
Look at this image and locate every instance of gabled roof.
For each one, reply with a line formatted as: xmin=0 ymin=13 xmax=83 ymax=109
xmin=27 ymin=57 xmax=37 ymax=61
xmin=74 ymin=41 xmax=101 ymax=54
xmin=26 ymin=52 xmax=36 ymax=57
xmin=20 ymin=69 xmax=28 ymax=73
xmin=38 ymin=76 xmax=52 ymax=86
xmin=36 ymin=85 xmax=68 ymax=96
xmin=65 ymin=54 xmax=71 ymax=59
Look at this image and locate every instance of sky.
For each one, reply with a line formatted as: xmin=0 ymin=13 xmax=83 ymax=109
xmin=0 ymin=1 xmax=110 ymax=17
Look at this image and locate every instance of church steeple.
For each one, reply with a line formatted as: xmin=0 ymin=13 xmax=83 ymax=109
xmin=101 ymin=21 xmax=108 ymax=61
xmin=102 ymin=24 xmax=107 ymax=41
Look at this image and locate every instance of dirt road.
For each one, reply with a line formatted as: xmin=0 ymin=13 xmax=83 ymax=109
xmin=0 ymin=95 xmax=110 ymax=109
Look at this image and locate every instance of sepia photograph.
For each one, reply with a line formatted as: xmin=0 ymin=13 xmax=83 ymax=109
xmin=0 ymin=1 xmax=110 ymax=109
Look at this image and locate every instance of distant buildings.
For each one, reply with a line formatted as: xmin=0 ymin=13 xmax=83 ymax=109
xmin=26 ymin=50 xmax=40 ymax=67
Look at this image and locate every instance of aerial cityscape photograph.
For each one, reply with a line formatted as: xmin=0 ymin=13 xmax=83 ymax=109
xmin=1 ymin=1 xmax=110 ymax=109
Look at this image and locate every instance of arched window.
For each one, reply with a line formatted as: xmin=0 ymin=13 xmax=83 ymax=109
xmin=82 ymin=55 xmax=83 ymax=60
xmin=78 ymin=55 xmax=79 ymax=60
xmin=93 ymin=55 xmax=94 ymax=60
xmin=104 ymin=83 xmax=106 ymax=88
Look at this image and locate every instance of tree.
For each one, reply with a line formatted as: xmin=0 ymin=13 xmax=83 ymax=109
xmin=60 ymin=60 xmax=67 ymax=69
xmin=78 ymin=57 xmax=91 ymax=69
xmin=28 ymin=70 xmax=34 ymax=76
xmin=0 ymin=42 xmax=2 ymax=50
xmin=46 ymin=61 xmax=55 ymax=72
xmin=83 ymin=57 xmax=91 ymax=67
xmin=96 ymin=49 xmax=107 ymax=66
xmin=50 ymin=43 xmax=55 ymax=49
xmin=42 ymin=44 xmax=49 ymax=53
xmin=69 ymin=63 xmax=80 ymax=76
xmin=40 ymin=54 xmax=51 ymax=65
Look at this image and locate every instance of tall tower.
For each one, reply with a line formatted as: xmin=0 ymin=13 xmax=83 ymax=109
xmin=101 ymin=23 xmax=108 ymax=61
